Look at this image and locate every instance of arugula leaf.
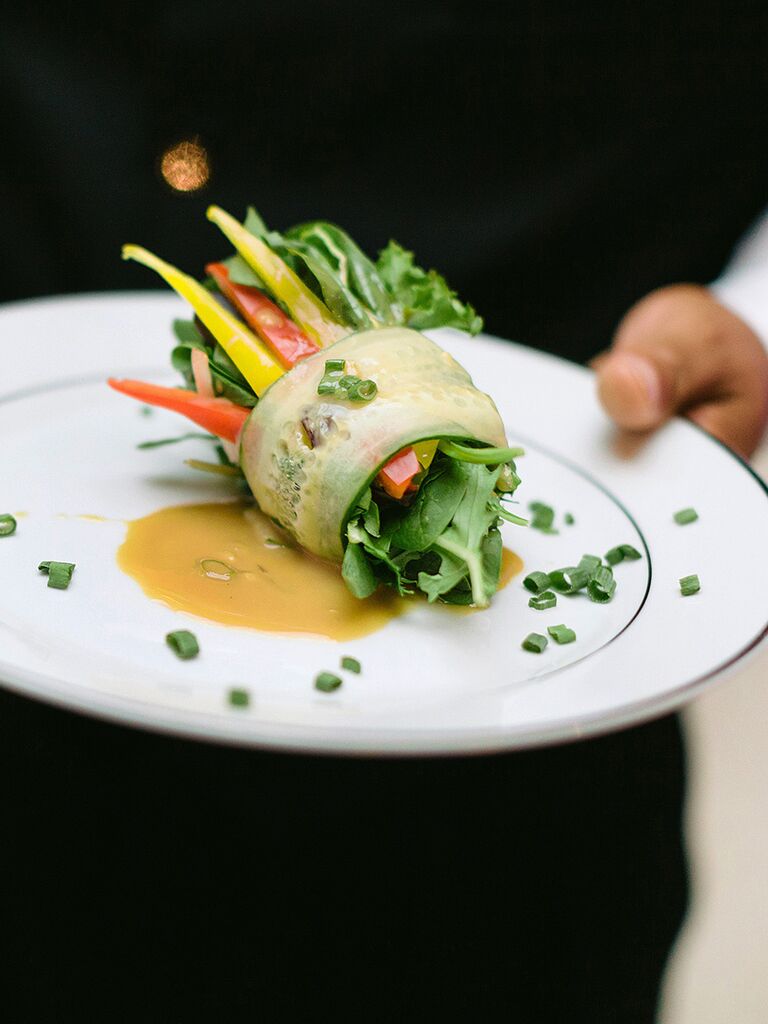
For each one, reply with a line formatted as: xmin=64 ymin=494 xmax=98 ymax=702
xmin=427 ymin=464 xmax=502 ymax=606
xmin=377 ymin=241 xmax=483 ymax=335
xmin=172 ymin=319 xmax=206 ymax=345
xmin=221 ymin=253 xmax=265 ymax=289
xmin=285 ymin=240 xmax=372 ymax=330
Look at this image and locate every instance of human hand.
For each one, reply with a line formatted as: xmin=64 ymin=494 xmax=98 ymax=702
xmin=595 ymin=284 xmax=768 ymax=458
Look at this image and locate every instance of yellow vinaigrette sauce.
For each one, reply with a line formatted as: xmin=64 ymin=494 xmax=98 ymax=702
xmin=117 ymin=501 xmax=522 ymax=641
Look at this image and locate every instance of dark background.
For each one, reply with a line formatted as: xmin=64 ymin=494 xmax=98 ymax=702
xmin=1 ymin=2 xmax=765 ymax=1019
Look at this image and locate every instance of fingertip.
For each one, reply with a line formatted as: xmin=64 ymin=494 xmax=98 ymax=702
xmin=596 ymin=351 xmax=665 ymax=430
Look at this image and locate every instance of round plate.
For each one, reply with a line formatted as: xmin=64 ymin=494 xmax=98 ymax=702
xmin=0 ymin=293 xmax=765 ymax=754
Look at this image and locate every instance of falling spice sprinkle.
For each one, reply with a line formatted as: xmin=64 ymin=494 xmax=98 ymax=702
xmin=528 ymin=502 xmax=558 ymax=535
xmin=228 ymin=687 xmax=250 ymax=708
xmin=315 ymin=671 xmax=343 ymax=692
xmin=165 ymin=629 xmax=200 ymax=659
xmin=679 ymin=574 xmax=701 ymax=596
xmin=522 ymin=632 xmax=548 ymax=653
xmin=341 ymin=656 xmax=361 ymax=674
xmin=38 ymin=560 xmax=76 ymax=590
xmin=674 ymin=508 xmax=699 ymax=525
xmin=0 ymin=514 xmax=17 ymax=537
xmin=529 ymin=591 xmax=557 ymax=610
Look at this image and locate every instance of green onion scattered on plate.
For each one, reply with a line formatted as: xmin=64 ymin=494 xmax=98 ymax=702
xmin=0 ymin=514 xmax=17 ymax=537
xmin=587 ymin=565 xmax=616 ymax=603
xmin=228 ymin=687 xmax=250 ymax=707
xmin=315 ymin=671 xmax=343 ymax=692
xmin=549 ymin=567 xmax=590 ymax=594
xmin=547 ymin=624 xmax=576 ymax=645
xmin=38 ymin=560 xmax=76 ymax=590
xmin=674 ymin=508 xmax=699 ymax=525
xmin=522 ymin=632 xmax=548 ymax=653
xmin=341 ymin=656 xmax=361 ymax=674
xmin=523 ymin=571 xmax=551 ymax=594
xmin=166 ymin=629 xmax=200 ymax=659
xmin=679 ymin=574 xmax=700 ymax=596
xmin=529 ymin=591 xmax=557 ymax=610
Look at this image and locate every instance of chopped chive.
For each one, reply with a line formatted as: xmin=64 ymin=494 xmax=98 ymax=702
xmin=228 ymin=687 xmax=250 ymax=708
xmin=549 ymin=567 xmax=590 ymax=594
xmin=578 ymin=554 xmax=602 ymax=573
xmin=324 ymin=359 xmax=345 ymax=374
xmin=38 ymin=560 xmax=76 ymax=590
xmin=315 ymin=671 xmax=343 ymax=692
xmin=0 ymin=514 xmax=17 ymax=537
xmin=317 ymin=379 xmax=341 ymax=396
xmin=547 ymin=624 xmax=577 ymax=645
xmin=674 ymin=508 xmax=699 ymax=525
xmin=528 ymin=501 xmax=558 ymax=534
xmin=529 ymin=591 xmax=557 ymax=610
xmin=605 ymin=546 xmax=625 ymax=566
xmin=341 ymin=656 xmax=361 ymax=674
xmin=348 ymin=378 xmax=378 ymax=402
xmin=587 ymin=565 xmax=616 ymax=603
xmin=165 ymin=629 xmax=200 ymax=659
xmin=522 ymin=632 xmax=548 ymax=653
xmin=523 ymin=571 xmax=552 ymax=594
xmin=679 ymin=574 xmax=700 ymax=596
xmin=619 ymin=544 xmax=642 ymax=561
xmin=564 ymin=512 xmax=575 ymax=525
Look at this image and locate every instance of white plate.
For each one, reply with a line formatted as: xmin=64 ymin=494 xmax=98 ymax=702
xmin=0 ymin=292 xmax=766 ymax=754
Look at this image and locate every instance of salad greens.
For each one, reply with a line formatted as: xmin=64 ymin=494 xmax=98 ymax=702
xmin=343 ymin=454 xmax=522 ymax=607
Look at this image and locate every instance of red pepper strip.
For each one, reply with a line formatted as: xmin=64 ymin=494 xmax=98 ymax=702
xmin=377 ymin=447 xmax=421 ymax=500
xmin=206 ymin=262 xmax=319 ymax=369
xmin=108 ymin=379 xmax=250 ymax=443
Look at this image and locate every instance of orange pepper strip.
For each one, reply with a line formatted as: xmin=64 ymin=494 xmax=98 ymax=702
xmin=108 ymin=379 xmax=250 ymax=444
xmin=377 ymin=447 xmax=421 ymax=500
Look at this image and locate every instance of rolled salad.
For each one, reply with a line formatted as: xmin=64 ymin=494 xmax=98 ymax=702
xmin=110 ymin=206 xmax=526 ymax=607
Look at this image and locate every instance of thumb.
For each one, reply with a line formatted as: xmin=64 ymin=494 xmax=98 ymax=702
xmin=596 ymin=284 xmax=768 ymax=454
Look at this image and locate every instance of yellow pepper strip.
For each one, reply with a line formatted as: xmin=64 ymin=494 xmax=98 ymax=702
xmin=206 ymin=206 xmax=348 ymax=348
xmin=413 ymin=439 xmax=439 ymax=470
xmin=122 ymin=245 xmax=283 ymax=396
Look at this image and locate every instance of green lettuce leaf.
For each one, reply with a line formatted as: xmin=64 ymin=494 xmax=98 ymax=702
xmin=376 ymin=241 xmax=483 ymax=335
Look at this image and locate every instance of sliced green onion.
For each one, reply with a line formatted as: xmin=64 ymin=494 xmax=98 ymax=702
xmin=166 ymin=629 xmax=200 ymax=659
xmin=578 ymin=554 xmax=602 ymax=573
xmin=315 ymin=671 xmax=343 ymax=692
xmin=587 ymin=565 xmax=616 ymax=603
xmin=619 ymin=544 xmax=642 ymax=560
xmin=523 ymin=571 xmax=551 ymax=594
xmin=317 ymin=358 xmax=346 ymax=395
xmin=347 ymin=378 xmax=378 ymax=402
xmin=528 ymin=501 xmax=558 ymax=535
xmin=674 ymin=508 xmax=699 ymax=525
xmin=38 ymin=560 xmax=76 ymax=590
xmin=324 ymin=359 xmax=345 ymax=374
xmin=522 ymin=632 xmax=548 ymax=653
xmin=341 ymin=656 xmax=361 ymax=674
xmin=679 ymin=574 xmax=700 ymax=596
xmin=605 ymin=546 xmax=625 ymax=566
xmin=529 ymin=591 xmax=557 ymax=610
xmin=438 ymin=440 xmax=525 ymax=464
xmin=547 ymin=624 xmax=576 ymax=645
xmin=564 ymin=512 xmax=575 ymax=525
xmin=549 ymin=567 xmax=590 ymax=594
xmin=228 ymin=687 xmax=250 ymax=708
xmin=0 ymin=514 xmax=17 ymax=537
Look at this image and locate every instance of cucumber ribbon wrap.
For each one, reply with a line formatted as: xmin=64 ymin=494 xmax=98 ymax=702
xmin=239 ymin=327 xmax=507 ymax=561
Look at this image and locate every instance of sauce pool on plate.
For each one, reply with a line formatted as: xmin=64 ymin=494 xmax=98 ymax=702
xmin=117 ymin=500 xmax=522 ymax=640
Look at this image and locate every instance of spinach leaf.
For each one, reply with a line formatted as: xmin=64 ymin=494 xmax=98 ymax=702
xmin=342 ymin=541 xmax=377 ymax=599
xmin=390 ymin=459 xmax=467 ymax=550
xmin=377 ymin=241 xmax=483 ymax=335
